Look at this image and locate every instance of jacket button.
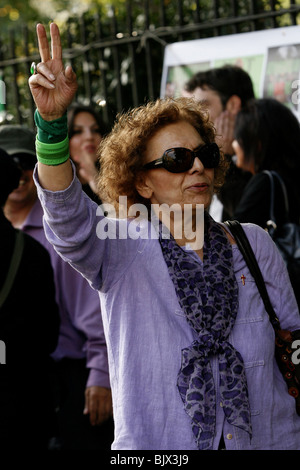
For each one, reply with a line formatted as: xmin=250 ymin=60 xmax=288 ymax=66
xmin=226 ymin=434 xmax=233 ymax=440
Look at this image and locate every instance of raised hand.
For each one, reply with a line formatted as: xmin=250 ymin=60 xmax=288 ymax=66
xmin=29 ymin=23 xmax=78 ymax=121
xmin=214 ymin=110 xmax=236 ymax=156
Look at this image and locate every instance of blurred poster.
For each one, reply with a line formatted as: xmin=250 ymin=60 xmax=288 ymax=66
xmin=263 ymin=44 xmax=300 ymax=114
xmin=160 ymin=25 xmax=300 ymax=119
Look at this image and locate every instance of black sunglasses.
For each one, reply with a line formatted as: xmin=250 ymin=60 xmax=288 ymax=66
xmin=142 ymin=142 xmax=220 ymax=173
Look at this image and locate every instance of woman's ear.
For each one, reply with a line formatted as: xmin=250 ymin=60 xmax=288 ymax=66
xmin=135 ymin=172 xmax=154 ymax=200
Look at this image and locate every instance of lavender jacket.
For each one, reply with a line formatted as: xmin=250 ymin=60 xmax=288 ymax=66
xmin=21 ymin=197 xmax=110 ymax=388
xmin=34 ymin=166 xmax=300 ymax=450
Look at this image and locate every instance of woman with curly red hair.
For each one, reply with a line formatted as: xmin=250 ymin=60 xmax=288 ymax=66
xmin=28 ymin=23 xmax=300 ymax=450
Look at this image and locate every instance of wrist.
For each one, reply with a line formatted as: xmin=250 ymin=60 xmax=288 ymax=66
xmin=34 ymin=110 xmax=68 ymax=144
xmin=39 ymin=112 xmax=66 ymax=122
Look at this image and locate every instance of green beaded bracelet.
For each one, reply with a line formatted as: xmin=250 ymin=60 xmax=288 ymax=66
xmin=35 ymin=135 xmax=70 ymax=166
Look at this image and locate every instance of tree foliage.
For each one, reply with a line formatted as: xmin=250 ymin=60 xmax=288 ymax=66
xmin=0 ymin=0 xmax=299 ymax=126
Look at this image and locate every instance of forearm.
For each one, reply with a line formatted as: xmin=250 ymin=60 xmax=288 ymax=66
xmin=38 ymin=159 xmax=73 ymax=191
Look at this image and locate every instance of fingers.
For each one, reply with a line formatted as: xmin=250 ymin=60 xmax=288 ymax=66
xmin=29 ymin=60 xmax=75 ymax=91
xmin=37 ymin=62 xmax=56 ymax=82
xmin=214 ymin=111 xmax=236 ymax=155
xmin=36 ymin=23 xmax=51 ymax=63
xmin=29 ymin=74 xmax=55 ymax=90
xmin=36 ymin=22 xmax=62 ymax=63
xmin=29 ymin=63 xmax=56 ymax=89
xmin=84 ymin=388 xmax=99 ymax=426
xmin=50 ymin=23 xmax=62 ymax=60
xmin=92 ymin=399 xmax=112 ymax=426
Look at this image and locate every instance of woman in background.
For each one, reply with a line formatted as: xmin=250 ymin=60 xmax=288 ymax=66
xmin=232 ymin=98 xmax=300 ymax=228
xmin=232 ymin=98 xmax=300 ymax=305
xmin=68 ymin=103 xmax=110 ymax=203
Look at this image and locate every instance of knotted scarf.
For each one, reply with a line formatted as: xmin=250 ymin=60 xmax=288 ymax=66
xmin=158 ymin=212 xmax=252 ymax=450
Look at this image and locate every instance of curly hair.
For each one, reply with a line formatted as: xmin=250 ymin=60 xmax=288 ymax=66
xmin=96 ymin=97 xmax=229 ymax=213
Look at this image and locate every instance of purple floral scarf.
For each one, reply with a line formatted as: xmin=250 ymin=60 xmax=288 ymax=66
xmin=159 ymin=212 xmax=252 ymax=450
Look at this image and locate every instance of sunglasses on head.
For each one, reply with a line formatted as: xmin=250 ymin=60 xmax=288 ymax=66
xmin=142 ymin=142 xmax=220 ymax=173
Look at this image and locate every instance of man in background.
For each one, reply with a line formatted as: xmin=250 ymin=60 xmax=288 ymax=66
xmin=182 ymin=64 xmax=254 ymax=220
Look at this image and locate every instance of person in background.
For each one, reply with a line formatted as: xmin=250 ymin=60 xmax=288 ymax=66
xmin=232 ymin=98 xmax=300 ymax=306
xmin=27 ymin=23 xmax=300 ymax=450
xmin=182 ymin=64 xmax=254 ymax=221
xmin=1 ymin=124 xmax=114 ymax=450
xmin=232 ymin=98 xmax=300 ymax=227
xmin=0 ymin=147 xmax=60 ymax=450
xmin=68 ymin=103 xmax=110 ymax=204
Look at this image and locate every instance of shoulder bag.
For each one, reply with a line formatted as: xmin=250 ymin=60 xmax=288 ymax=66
xmin=264 ymin=170 xmax=300 ymax=307
xmin=225 ymin=219 xmax=300 ymax=417
xmin=0 ymin=229 xmax=24 ymax=308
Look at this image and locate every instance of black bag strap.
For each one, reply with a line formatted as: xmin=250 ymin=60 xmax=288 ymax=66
xmin=0 ymin=229 xmax=24 ymax=309
xmin=264 ymin=170 xmax=290 ymax=233
xmin=224 ymin=220 xmax=281 ymax=331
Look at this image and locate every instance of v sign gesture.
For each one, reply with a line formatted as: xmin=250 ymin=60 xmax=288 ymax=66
xmin=29 ymin=23 xmax=78 ymax=121
xmin=28 ymin=23 xmax=77 ymax=191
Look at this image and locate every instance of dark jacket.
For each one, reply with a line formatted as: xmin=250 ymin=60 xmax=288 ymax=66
xmin=233 ymin=172 xmax=300 ymax=228
xmin=0 ymin=211 xmax=60 ymax=449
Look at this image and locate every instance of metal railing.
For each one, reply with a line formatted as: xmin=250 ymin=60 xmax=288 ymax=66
xmin=0 ymin=0 xmax=299 ymax=128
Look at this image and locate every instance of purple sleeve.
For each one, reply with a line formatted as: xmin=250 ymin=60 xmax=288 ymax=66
xmin=34 ymin=163 xmax=108 ymax=290
xmin=33 ymin=164 xmax=110 ymax=388
xmin=70 ymin=270 xmax=110 ymax=388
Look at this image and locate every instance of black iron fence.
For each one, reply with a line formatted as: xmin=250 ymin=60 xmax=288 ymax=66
xmin=0 ymin=0 xmax=300 ymax=129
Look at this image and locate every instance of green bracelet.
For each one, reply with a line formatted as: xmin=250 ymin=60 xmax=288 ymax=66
xmin=34 ymin=110 xmax=68 ymax=144
xmin=35 ymin=135 xmax=70 ymax=166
